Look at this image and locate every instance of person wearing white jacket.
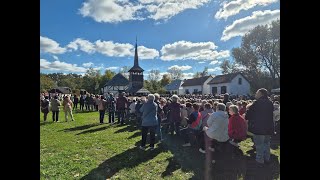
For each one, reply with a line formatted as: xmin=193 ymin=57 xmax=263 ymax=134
xmin=199 ymin=103 xmax=229 ymax=154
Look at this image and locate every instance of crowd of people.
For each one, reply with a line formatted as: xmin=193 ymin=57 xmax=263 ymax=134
xmin=40 ymin=88 xmax=280 ymax=167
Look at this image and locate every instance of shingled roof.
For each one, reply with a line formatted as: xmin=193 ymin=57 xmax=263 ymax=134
xmin=105 ymin=73 xmax=129 ymax=86
xmin=164 ymin=79 xmax=183 ymax=91
xmin=208 ymin=73 xmax=247 ymax=84
xmin=181 ymin=76 xmax=212 ymax=87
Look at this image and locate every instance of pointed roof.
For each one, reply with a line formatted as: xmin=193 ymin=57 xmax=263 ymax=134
xmin=208 ymin=73 xmax=248 ymax=84
xmin=128 ymin=37 xmax=144 ymax=72
xmin=164 ymin=79 xmax=183 ymax=91
xmin=105 ymin=73 xmax=129 ymax=86
xmin=181 ymin=76 xmax=212 ymax=86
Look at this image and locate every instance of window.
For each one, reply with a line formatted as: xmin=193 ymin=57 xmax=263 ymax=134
xmin=238 ymin=78 xmax=242 ymax=85
xmin=185 ymin=89 xmax=190 ymax=94
xmin=212 ymin=87 xmax=217 ymax=94
xmin=221 ymin=86 xmax=227 ymax=94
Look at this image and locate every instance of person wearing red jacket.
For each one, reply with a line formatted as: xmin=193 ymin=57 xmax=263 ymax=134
xmin=228 ymin=105 xmax=247 ymax=147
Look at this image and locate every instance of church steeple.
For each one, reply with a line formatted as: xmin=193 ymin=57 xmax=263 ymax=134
xmin=128 ymin=36 xmax=144 ymax=72
xmin=134 ymin=36 xmax=138 ymax=67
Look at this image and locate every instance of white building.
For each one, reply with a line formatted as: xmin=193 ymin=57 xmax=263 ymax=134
xmin=164 ymin=79 xmax=184 ymax=95
xmin=180 ymin=76 xmax=213 ymax=95
xmin=207 ymin=73 xmax=250 ymax=96
xmin=102 ymin=73 xmax=129 ymax=97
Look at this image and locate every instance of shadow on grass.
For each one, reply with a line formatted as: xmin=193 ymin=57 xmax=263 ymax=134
xmin=80 ymin=145 xmax=165 ymax=180
xmin=161 ymin=157 xmax=181 ymax=177
xmin=59 ymin=123 xmax=101 ymax=132
xmin=76 ymin=125 xmax=113 ymax=135
xmin=245 ymin=154 xmax=280 ymax=180
xmin=271 ymin=134 xmax=280 ymax=150
xmin=40 ymin=121 xmax=54 ymax=126
xmin=127 ymin=131 xmax=141 ymax=139
xmin=114 ymin=124 xmax=138 ymax=133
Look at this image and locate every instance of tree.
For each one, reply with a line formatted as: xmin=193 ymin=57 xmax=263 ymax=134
xmin=99 ymin=69 xmax=116 ymax=90
xmin=40 ymin=74 xmax=55 ymax=92
xmin=232 ymin=19 xmax=280 ymax=88
xmin=160 ymin=74 xmax=172 ymax=87
xmin=193 ymin=67 xmax=209 ymax=78
xmin=167 ymin=67 xmax=183 ymax=80
xmin=148 ymin=69 xmax=161 ymax=81
xmin=119 ymin=66 xmax=130 ymax=79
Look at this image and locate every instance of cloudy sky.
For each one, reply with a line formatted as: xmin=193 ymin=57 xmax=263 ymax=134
xmin=40 ymin=0 xmax=279 ymax=79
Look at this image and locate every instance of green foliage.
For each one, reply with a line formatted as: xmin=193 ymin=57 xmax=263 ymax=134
xmin=220 ymin=20 xmax=280 ymax=92
xmin=160 ymin=74 xmax=172 ymax=87
xmin=40 ymin=73 xmax=55 ymax=91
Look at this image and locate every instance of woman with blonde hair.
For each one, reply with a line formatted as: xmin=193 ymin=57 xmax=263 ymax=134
xmin=63 ymin=96 xmax=74 ymax=122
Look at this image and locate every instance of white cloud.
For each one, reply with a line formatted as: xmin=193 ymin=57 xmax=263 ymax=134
xmin=40 ymin=59 xmax=87 ymax=73
xmin=79 ymin=0 xmax=144 ymax=23
xmin=215 ymin=0 xmax=278 ymax=20
xmin=209 ymin=60 xmax=219 ymax=65
xmin=143 ymin=0 xmax=211 ymax=21
xmin=40 ymin=36 xmax=66 ymax=54
xmin=105 ymin=66 xmax=119 ymax=70
xmin=221 ymin=10 xmax=280 ymax=41
xmin=168 ymin=65 xmax=192 ymax=71
xmin=160 ymin=41 xmax=230 ymax=61
xmin=182 ymin=73 xmax=194 ymax=79
xmin=79 ymin=0 xmax=211 ymax=23
xmin=208 ymin=67 xmax=222 ymax=72
xmin=67 ymin=38 xmax=96 ymax=54
xmin=138 ymin=46 xmax=159 ymax=59
xmin=52 ymin=55 xmax=59 ymax=60
xmin=95 ymin=40 xmax=133 ymax=57
xmin=82 ymin=62 xmax=94 ymax=67
xmin=198 ymin=61 xmax=206 ymax=64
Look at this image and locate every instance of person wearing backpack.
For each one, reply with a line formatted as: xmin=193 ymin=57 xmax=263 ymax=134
xmin=41 ymin=96 xmax=50 ymax=121
xmin=181 ymin=103 xmax=202 ymax=147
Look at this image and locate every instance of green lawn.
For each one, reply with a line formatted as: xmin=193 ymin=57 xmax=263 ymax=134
xmin=40 ymin=109 xmax=280 ymax=180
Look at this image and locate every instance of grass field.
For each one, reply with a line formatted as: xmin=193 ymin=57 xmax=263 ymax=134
xmin=40 ymin=109 xmax=280 ymax=180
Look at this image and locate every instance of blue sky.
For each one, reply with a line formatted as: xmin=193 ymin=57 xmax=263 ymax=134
xmin=40 ymin=0 xmax=279 ymax=79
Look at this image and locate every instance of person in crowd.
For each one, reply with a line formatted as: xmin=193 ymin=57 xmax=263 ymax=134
xmin=116 ymin=92 xmax=128 ymax=125
xmin=73 ymin=94 xmax=79 ymax=111
xmin=199 ymin=103 xmax=229 ymax=155
xmin=154 ymin=93 xmax=163 ymax=141
xmin=50 ymin=95 xmax=61 ymax=122
xmin=239 ymin=101 xmax=247 ymax=117
xmin=245 ymin=88 xmax=274 ymax=166
xmin=228 ymin=105 xmax=247 ymax=147
xmin=107 ymin=93 xmax=116 ymax=124
xmin=95 ymin=95 xmax=100 ymax=111
xmin=135 ymin=98 xmax=143 ymax=126
xmin=168 ymin=95 xmax=181 ymax=136
xmin=98 ymin=95 xmax=107 ymax=124
xmin=180 ymin=103 xmax=188 ymax=127
xmin=62 ymin=96 xmax=74 ymax=122
xmin=201 ymin=103 xmax=214 ymax=127
xmin=139 ymin=94 xmax=158 ymax=151
xmin=182 ymin=103 xmax=202 ymax=147
xmin=223 ymin=93 xmax=231 ymax=105
xmin=41 ymin=96 xmax=50 ymax=121
xmin=85 ymin=94 xmax=89 ymax=111
xmin=79 ymin=95 xmax=84 ymax=111
xmin=226 ymin=102 xmax=233 ymax=118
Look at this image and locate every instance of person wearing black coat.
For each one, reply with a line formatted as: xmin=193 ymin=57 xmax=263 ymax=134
xmin=245 ymin=88 xmax=274 ymax=165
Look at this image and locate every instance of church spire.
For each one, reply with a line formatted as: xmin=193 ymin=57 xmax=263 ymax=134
xmin=134 ymin=36 xmax=138 ymax=67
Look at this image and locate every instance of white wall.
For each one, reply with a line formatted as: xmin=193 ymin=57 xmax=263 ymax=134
xmin=209 ymin=74 xmax=250 ymax=95
xmin=202 ymin=76 xmax=213 ymax=94
xmin=229 ymin=74 xmax=250 ymax=95
xmin=180 ymin=85 xmax=202 ymax=95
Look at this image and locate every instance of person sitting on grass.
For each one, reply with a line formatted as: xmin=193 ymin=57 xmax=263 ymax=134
xmin=228 ymin=105 xmax=247 ymax=147
xmin=199 ymin=103 xmax=229 ymax=155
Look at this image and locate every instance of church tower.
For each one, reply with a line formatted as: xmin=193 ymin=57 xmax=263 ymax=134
xmin=127 ymin=37 xmax=149 ymax=95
